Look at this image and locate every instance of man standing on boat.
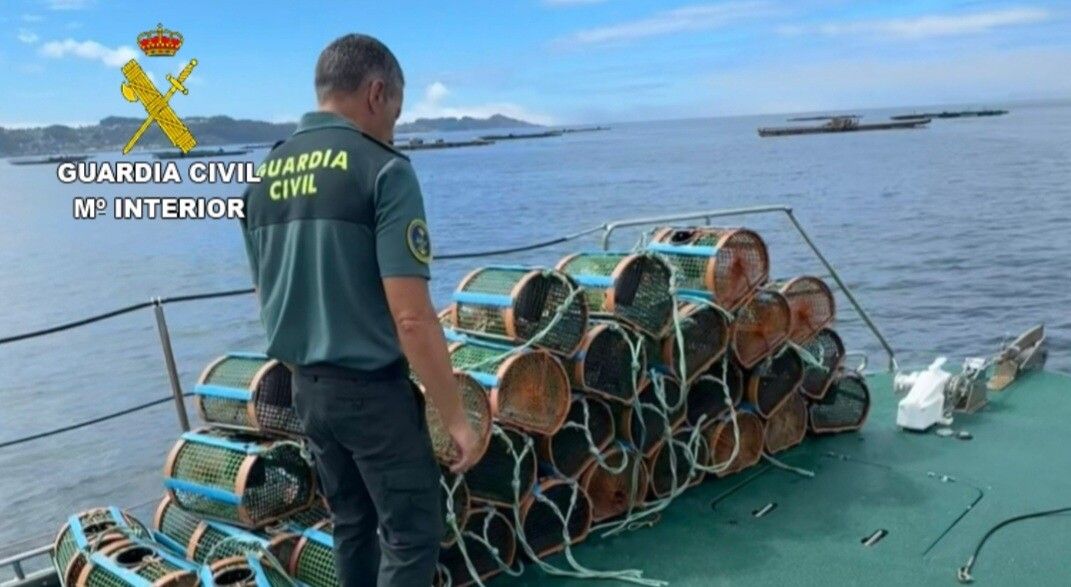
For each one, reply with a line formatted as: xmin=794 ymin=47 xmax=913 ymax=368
xmin=240 ymin=34 xmax=481 ymax=587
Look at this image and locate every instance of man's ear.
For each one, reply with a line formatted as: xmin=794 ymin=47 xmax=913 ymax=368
xmin=367 ymin=78 xmax=386 ymax=114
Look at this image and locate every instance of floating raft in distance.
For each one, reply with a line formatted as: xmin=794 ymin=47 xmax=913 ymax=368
xmin=559 ymin=126 xmax=610 ymax=133
xmin=397 ymin=138 xmax=494 ymax=151
xmin=153 ymin=148 xmax=250 ymax=159
xmin=9 ymin=154 xmax=90 ymax=166
xmin=758 ymin=116 xmax=929 ymax=137
xmin=785 ymin=114 xmax=860 ymax=122
xmin=479 ymin=129 xmax=564 ymax=141
xmin=891 ymin=109 xmax=1008 ymax=120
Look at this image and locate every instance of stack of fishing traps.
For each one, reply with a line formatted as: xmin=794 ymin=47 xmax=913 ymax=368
xmin=50 ymin=225 xmax=871 ymax=587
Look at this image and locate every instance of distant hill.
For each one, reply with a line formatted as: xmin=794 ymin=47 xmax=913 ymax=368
xmin=0 ymin=113 xmax=538 ymax=157
xmin=396 ymin=114 xmax=539 ymax=134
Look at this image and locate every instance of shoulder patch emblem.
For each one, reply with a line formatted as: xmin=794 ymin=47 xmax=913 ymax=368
xmin=406 ymin=219 xmax=432 ymax=264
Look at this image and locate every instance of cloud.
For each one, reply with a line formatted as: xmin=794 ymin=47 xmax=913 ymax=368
xmin=17 ymin=30 xmax=39 ymax=44
xmin=778 ymin=7 xmax=1050 ymax=39
xmin=22 ymin=14 xmax=44 ymax=22
xmin=706 ymin=47 xmax=1071 ymax=115
xmin=555 ymin=2 xmax=776 ymax=47
xmin=39 ymin=38 xmax=137 ymax=67
xmin=402 ymin=81 xmax=554 ymax=125
xmin=44 ymin=0 xmax=93 ymax=10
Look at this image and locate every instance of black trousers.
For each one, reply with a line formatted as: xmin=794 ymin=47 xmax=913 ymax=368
xmin=292 ymin=370 xmax=443 ymax=587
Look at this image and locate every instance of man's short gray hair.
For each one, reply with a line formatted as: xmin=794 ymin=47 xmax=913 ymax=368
xmin=315 ymin=34 xmax=404 ymax=102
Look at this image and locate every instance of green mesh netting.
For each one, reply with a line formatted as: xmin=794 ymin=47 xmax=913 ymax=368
xmin=53 ymin=509 xmax=150 ymax=586
xmin=664 ymin=303 xmax=730 ymax=383
xmin=558 ymin=253 xmax=673 ymax=336
xmin=81 ymin=542 xmax=197 ymax=587
xmin=155 ymin=497 xmax=201 ymax=556
xmin=210 ymin=555 xmax=293 ymax=587
xmin=168 ymin=431 xmax=314 ymax=528
xmin=520 ymin=482 xmax=592 ymax=559
xmin=566 ymin=323 xmax=640 ymax=404
xmin=652 ymin=227 xmax=769 ymax=310
xmin=454 ymin=267 xmax=587 ymax=355
xmin=465 ymin=427 xmax=536 ymax=506
xmin=809 ymin=370 xmax=871 ymax=434
xmin=199 ymin=355 xmax=301 ymax=436
xmin=284 ymin=500 xmax=331 ymax=529
xmin=293 ymin=525 xmax=336 ymax=587
xmin=799 ymin=328 xmax=845 ymax=400
xmin=747 ymin=347 xmax=804 ymax=418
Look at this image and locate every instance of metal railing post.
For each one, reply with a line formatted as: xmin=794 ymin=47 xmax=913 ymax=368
xmin=783 ymin=210 xmax=898 ymax=372
xmin=152 ymin=298 xmax=190 ymax=431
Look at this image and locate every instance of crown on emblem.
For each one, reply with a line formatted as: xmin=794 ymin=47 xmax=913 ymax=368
xmin=137 ymin=23 xmax=183 ymax=57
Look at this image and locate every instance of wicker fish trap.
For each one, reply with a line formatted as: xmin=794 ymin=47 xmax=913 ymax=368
xmin=608 ymin=399 xmax=667 ymax=459
xmin=440 ymin=470 xmax=471 ymax=548
xmin=646 ymin=427 xmax=708 ymax=501
xmin=466 ymin=426 xmax=538 ymax=507
xmin=565 ymin=321 xmax=644 ymax=405
xmin=648 ymin=227 xmax=769 ymax=311
xmin=206 ymin=553 xmax=294 ymax=587
xmin=450 ymin=266 xmax=588 ymax=355
xmin=436 ymin=508 xmax=517 ymax=587
xmin=418 ymin=371 xmax=493 ymax=465
xmin=287 ymin=522 xmax=336 ymax=587
xmin=808 ymin=369 xmax=871 ymax=434
xmin=163 ymin=429 xmax=316 ymax=529
xmin=732 ymin=290 xmax=792 ymax=368
xmin=799 ymin=328 xmax=845 ymax=401
xmin=447 ymin=337 xmax=571 ymax=436
xmin=555 ymin=252 xmax=673 ymax=337
xmin=578 ymin=445 xmax=649 ymax=522
xmin=72 ymin=537 xmax=201 ymax=587
xmin=661 ymin=300 xmax=731 ymax=384
xmin=746 ymin=346 xmax=805 ymax=418
xmin=52 ymin=508 xmax=151 ymax=587
xmin=701 ymin=410 xmax=765 ymax=477
xmin=516 ymin=479 xmax=593 ymax=560
xmin=764 ymin=392 xmax=808 ymax=454
xmin=638 ymin=373 xmax=686 ymax=429
xmin=686 ymin=371 xmax=740 ymax=428
xmin=773 ymin=276 xmax=836 ymax=345
xmin=195 ymin=353 xmax=301 ymax=437
xmin=537 ymin=395 xmax=615 ymax=479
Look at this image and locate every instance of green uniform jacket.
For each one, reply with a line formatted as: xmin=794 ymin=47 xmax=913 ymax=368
xmin=241 ymin=111 xmax=432 ymax=371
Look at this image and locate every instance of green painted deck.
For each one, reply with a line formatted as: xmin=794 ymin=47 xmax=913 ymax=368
xmin=496 ymin=370 xmax=1071 ymax=586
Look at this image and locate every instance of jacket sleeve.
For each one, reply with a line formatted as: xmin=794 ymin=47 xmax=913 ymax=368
xmin=373 ymin=158 xmax=432 ymax=279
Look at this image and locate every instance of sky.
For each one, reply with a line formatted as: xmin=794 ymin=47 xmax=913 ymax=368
xmin=0 ymin=0 xmax=1068 ymax=127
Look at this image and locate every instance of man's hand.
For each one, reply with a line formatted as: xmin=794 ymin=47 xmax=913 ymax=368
xmin=447 ymin=417 xmax=481 ymax=473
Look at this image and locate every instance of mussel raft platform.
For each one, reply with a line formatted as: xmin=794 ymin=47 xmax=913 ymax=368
xmin=492 ymin=370 xmax=1071 ymax=586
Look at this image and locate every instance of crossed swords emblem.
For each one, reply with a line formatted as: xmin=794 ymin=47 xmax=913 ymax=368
xmin=120 ymin=58 xmax=198 ymax=154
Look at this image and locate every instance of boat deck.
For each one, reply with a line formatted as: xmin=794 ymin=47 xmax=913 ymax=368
xmin=498 ymin=370 xmax=1071 ymax=586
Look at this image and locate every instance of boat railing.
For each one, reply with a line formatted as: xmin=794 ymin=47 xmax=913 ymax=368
xmin=0 ymin=204 xmax=897 ymax=584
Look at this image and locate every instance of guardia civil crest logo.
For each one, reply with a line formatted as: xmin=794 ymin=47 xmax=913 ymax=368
xmin=119 ymin=24 xmax=198 ymax=154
